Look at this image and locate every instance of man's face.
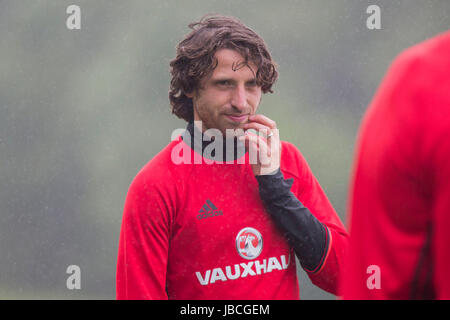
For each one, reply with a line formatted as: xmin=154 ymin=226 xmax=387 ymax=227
xmin=187 ymin=49 xmax=262 ymax=135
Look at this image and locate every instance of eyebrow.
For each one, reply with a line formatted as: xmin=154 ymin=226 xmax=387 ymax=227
xmin=211 ymin=77 xmax=257 ymax=85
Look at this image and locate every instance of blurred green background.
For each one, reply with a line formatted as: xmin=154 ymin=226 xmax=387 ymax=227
xmin=0 ymin=0 xmax=448 ymax=299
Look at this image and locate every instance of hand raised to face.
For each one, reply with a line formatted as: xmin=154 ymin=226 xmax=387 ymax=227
xmin=239 ymin=114 xmax=281 ymax=176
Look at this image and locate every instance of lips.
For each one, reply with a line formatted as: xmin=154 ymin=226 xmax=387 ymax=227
xmin=226 ymin=114 xmax=249 ymax=123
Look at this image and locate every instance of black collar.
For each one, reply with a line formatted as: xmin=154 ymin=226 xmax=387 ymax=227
xmin=182 ymin=121 xmax=246 ymax=162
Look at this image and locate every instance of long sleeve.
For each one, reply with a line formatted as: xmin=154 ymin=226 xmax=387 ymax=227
xmin=116 ymin=170 xmax=172 ymax=300
xmin=255 ymin=170 xmax=330 ymax=273
xmin=256 ymin=143 xmax=348 ymax=295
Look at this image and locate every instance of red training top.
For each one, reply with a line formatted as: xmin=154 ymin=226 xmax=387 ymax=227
xmin=117 ymin=137 xmax=348 ymax=299
xmin=341 ymin=31 xmax=450 ymax=299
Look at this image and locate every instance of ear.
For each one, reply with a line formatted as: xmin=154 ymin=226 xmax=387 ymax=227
xmin=185 ymin=91 xmax=194 ymax=99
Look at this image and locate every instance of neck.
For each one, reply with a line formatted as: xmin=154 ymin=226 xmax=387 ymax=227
xmin=182 ymin=121 xmax=246 ymax=162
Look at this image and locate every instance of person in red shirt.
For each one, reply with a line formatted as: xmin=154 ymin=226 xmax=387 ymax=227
xmin=116 ymin=14 xmax=348 ymax=300
xmin=341 ymin=30 xmax=450 ymax=299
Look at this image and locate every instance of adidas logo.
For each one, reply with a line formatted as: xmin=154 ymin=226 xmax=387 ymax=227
xmin=197 ymin=199 xmax=223 ymax=220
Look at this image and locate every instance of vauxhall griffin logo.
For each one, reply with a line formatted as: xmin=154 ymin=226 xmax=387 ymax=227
xmin=236 ymin=227 xmax=263 ymax=260
xmin=195 ymin=227 xmax=289 ymax=285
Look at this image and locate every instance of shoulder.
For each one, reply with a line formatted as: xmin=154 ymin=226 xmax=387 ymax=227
xmin=280 ymin=140 xmax=311 ymax=180
xmin=395 ymin=30 xmax=450 ymax=69
xmin=383 ymin=30 xmax=450 ymax=95
xmin=361 ymin=32 xmax=450 ymax=136
xmin=127 ymin=136 xmax=192 ymax=196
xmin=364 ymin=31 xmax=450 ymax=139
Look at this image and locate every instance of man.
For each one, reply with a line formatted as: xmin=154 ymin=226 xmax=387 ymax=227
xmin=116 ymin=14 xmax=348 ymax=300
xmin=341 ymin=31 xmax=450 ymax=299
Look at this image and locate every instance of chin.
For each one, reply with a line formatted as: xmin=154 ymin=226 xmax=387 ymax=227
xmin=224 ymin=122 xmax=243 ymax=130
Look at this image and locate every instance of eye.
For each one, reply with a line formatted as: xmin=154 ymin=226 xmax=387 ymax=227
xmin=217 ymin=80 xmax=232 ymax=87
xmin=246 ymin=80 xmax=258 ymax=88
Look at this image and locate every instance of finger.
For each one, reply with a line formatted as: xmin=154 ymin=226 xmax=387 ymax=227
xmin=241 ymin=132 xmax=268 ymax=146
xmin=242 ymin=130 xmax=271 ymax=145
xmin=243 ymin=122 xmax=272 ymax=137
xmin=239 ymin=132 xmax=263 ymax=147
xmin=244 ymin=129 xmax=276 ymax=147
xmin=239 ymin=134 xmax=272 ymax=165
xmin=239 ymin=134 xmax=257 ymax=160
xmin=248 ymin=114 xmax=277 ymax=129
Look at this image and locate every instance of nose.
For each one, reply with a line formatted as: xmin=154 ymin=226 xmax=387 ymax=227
xmin=230 ymin=85 xmax=248 ymax=112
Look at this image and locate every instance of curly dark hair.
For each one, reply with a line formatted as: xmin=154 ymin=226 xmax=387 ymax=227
xmin=169 ymin=14 xmax=278 ymax=122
